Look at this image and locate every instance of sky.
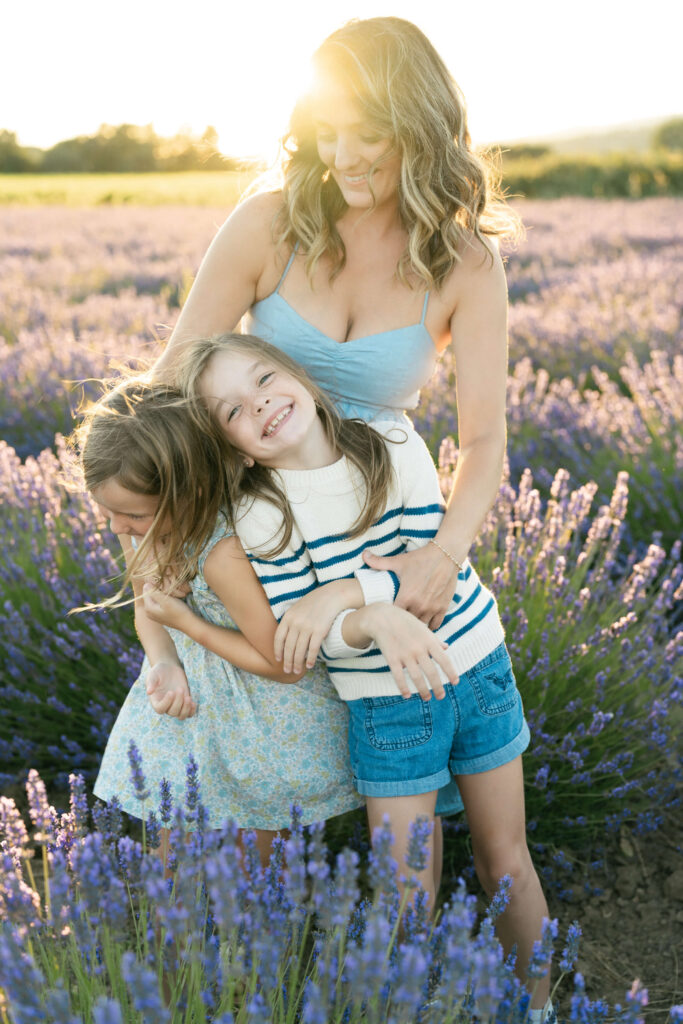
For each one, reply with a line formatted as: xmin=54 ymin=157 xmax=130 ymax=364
xmin=5 ymin=0 xmax=682 ymax=159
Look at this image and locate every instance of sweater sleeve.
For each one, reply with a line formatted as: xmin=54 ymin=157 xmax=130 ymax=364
xmin=353 ymin=426 xmax=447 ymax=605
xmin=234 ymin=498 xmax=318 ymax=622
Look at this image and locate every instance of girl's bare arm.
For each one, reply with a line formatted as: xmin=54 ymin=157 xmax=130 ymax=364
xmin=143 ymin=535 xmax=309 ymax=683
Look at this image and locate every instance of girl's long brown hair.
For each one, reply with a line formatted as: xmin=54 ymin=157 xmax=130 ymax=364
xmin=174 ymin=333 xmax=399 ymax=559
xmin=73 ymin=377 xmax=229 ymax=607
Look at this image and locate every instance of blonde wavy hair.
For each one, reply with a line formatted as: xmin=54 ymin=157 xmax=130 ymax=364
xmin=73 ymin=377 xmax=228 ymax=608
xmin=273 ymin=16 xmax=520 ymax=288
xmin=174 ymin=333 xmax=399 ymax=559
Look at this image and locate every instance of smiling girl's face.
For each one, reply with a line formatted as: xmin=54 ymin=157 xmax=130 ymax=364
xmin=199 ymin=349 xmax=334 ymax=471
xmin=90 ymin=478 xmax=161 ymax=538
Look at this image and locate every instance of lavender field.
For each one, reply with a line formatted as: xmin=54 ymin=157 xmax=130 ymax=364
xmin=0 ymin=199 xmax=681 ymax=1020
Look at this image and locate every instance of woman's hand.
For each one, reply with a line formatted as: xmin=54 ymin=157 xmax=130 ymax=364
xmin=362 ymin=545 xmax=459 ymax=630
xmin=346 ymin=604 xmax=458 ymax=701
xmin=146 ymin=661 xmax=196 ymax=719
xmin=274 ymin=579 xmax=363 ymax=673
xmin=142 ymin=583 xmax=192 ymax=632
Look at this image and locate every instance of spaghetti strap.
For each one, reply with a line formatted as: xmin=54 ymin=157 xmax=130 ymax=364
xmin=275 ymin=243 xmax=300 ymax=294
xmin=420 ymin=291 xmax=430 ymax=324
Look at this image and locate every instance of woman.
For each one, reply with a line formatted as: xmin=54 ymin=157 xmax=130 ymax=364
xmin=157 ymin=17 xmax=554 ymax=1020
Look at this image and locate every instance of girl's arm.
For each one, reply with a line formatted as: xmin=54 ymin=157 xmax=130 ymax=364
xmin=363 ymin=240 xmax=509 ymax=629
xmin=143 ymin=535 xmax=311 ymax=684
xmin=154 ymin=192 xmax=283 ymax=375
xmin=119 ymin=535 xmax=196 ymax=720
xmin=327 ymin=603 xmax=458 ymax=701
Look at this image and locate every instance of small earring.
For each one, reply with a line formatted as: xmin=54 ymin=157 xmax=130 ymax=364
xmin=243 ymin=456 xmax=254 ymax=468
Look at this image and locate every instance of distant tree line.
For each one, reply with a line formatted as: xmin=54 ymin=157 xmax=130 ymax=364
xmin=0 ymin=124 xmax=251 ymax=173
xmin=490 ymin=118 xmax=683 ymax=199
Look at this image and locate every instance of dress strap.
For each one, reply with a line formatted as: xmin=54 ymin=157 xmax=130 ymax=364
xmin=420 ymin=291 xmax=430 ymax=324
xmin=275 ymin=243 xmax=300 ymax=294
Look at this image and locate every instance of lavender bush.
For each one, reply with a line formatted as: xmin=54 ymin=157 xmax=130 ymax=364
xmin=436 ymin=451 xmax=682 ymax=845
xmin=0 ymin=760 xmax=668 ymax=1023
xmin=0 ymin=437 xmax=141 ymax=789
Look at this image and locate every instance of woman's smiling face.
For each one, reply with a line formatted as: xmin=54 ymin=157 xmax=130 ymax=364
xmin=311 ymin=74 xmax=401 ymax=211
xmin=199 ymin=349 xmax=322 ymax=470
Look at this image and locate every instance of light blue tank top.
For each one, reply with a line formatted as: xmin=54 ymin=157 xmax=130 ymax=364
xmin=244 ymin=250 xmax=438 ymax=424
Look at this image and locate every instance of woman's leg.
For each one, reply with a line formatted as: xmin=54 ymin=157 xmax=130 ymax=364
xmin=456 ymin=757 xmax=551 ymax=1010
xmin=366 ymin=791 xmax=439 ymax=908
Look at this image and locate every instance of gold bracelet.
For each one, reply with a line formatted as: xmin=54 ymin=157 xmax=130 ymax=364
xmin=429 ymin=538 xmax=465 ymax=574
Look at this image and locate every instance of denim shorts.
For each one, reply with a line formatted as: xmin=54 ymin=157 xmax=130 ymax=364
xmin=347 ymin=643 xmax=530 ymax=801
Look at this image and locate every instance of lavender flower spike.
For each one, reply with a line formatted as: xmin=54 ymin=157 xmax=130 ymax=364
xmin=127 ymin=739 xmax=150 ymax=802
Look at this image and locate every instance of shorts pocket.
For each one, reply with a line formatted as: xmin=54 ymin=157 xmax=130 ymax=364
xmin=470 ymin=651 xmax=518 ymax=716
xmin=363 ymin=694 xmax=433 ymax=751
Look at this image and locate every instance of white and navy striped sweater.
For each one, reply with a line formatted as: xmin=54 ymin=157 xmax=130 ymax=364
xmin=234 ymin=425 xmax=505 ymax=701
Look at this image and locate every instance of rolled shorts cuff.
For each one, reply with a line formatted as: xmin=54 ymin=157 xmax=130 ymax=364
xmin=353 ymin=765 xmax=452 ymax=799
xmin=449 ymin=720 xmax=531 ymax=776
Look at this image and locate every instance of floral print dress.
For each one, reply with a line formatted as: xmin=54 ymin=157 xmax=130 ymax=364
xmin=94 ymin=517 xmax=363 ymax=829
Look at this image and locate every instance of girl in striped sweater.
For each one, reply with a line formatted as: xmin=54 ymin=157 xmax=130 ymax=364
xmin=155 ymin=332 xmax=551 ymax=1001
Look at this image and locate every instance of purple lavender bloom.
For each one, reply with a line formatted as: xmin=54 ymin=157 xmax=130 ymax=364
xmin=92 ymin=999 xmax=124 ymax=1024
xmin=485 ymin=873 xmax=513 ymax=922
xmin=68 ymin=772 xmax=89 ymax=837
xmin=0 ymin=795 xmax=30 ymax=860
xmin=127 ymin=739 xmax=150 ymax=802
xmin=615 ymin=981 xmax=649 ymax=1024
xmin=302 ymin=980 xmax=329 ymax=1024
xmin=404 ymin=813 xmax=432 ymax=875
xmin=368 ymin=815 xmax=398 ymax=896
xmin=528 ymin=917 xmax=559 ymax=979
xmin=121 ymin=952 xmax=170 ymax=1023
xmin=70 ymin=831 xmax=128 ymax=937
xmin=245 ymin=991 xmax=272 ymax=1023
xmin=344 ymin=907 xmax=392 ymax=1009
xmin=0 ymin=927 xmax=47 ymax=1023
xmin=146 ymin=809 xmax=161 ymax=850
xmin=470 ymin=941 xmax=507 ymax=1022
xmin=387 ymin=942 xmax=430 ymax=1020
xmin=560 ymin=921 xmax=583 ymax=972
xmin=25 ymin=768 xmax=55 ymax=841
xmin=0 ymin=850 xmax=41 ymax=929
xmin=158 ymin=777 xmax=173 ymax=825
xmin=43 ymin=983 xmax=83 ymax=1024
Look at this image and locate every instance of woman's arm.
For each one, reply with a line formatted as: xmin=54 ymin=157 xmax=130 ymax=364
xmin=364 ymin=241 xmax=509 ymax=628
xmin=154 ymin=192 xmax=284 ymax=376
xmin=143 ymin=535 xmax=310 ymax=684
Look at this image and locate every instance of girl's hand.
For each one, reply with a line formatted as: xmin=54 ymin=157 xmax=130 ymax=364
xmin=142 ymin=583 xmax=191 ymax=631
xmin=146 ymin=662 xmax=196 ymax=719
xmin=352 ymin=604 xmax=458 ymax=701
xmin=363 ymin=545 xmax=458 ymax=630
xmin=274 ymin=579 xmax=363 ymax=673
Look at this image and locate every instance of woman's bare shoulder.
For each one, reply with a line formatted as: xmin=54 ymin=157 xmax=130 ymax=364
xmin=441 ymin=232 xmax=506 ymax=304
xmin=224 ymin=189 xmax=285 ymax=236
